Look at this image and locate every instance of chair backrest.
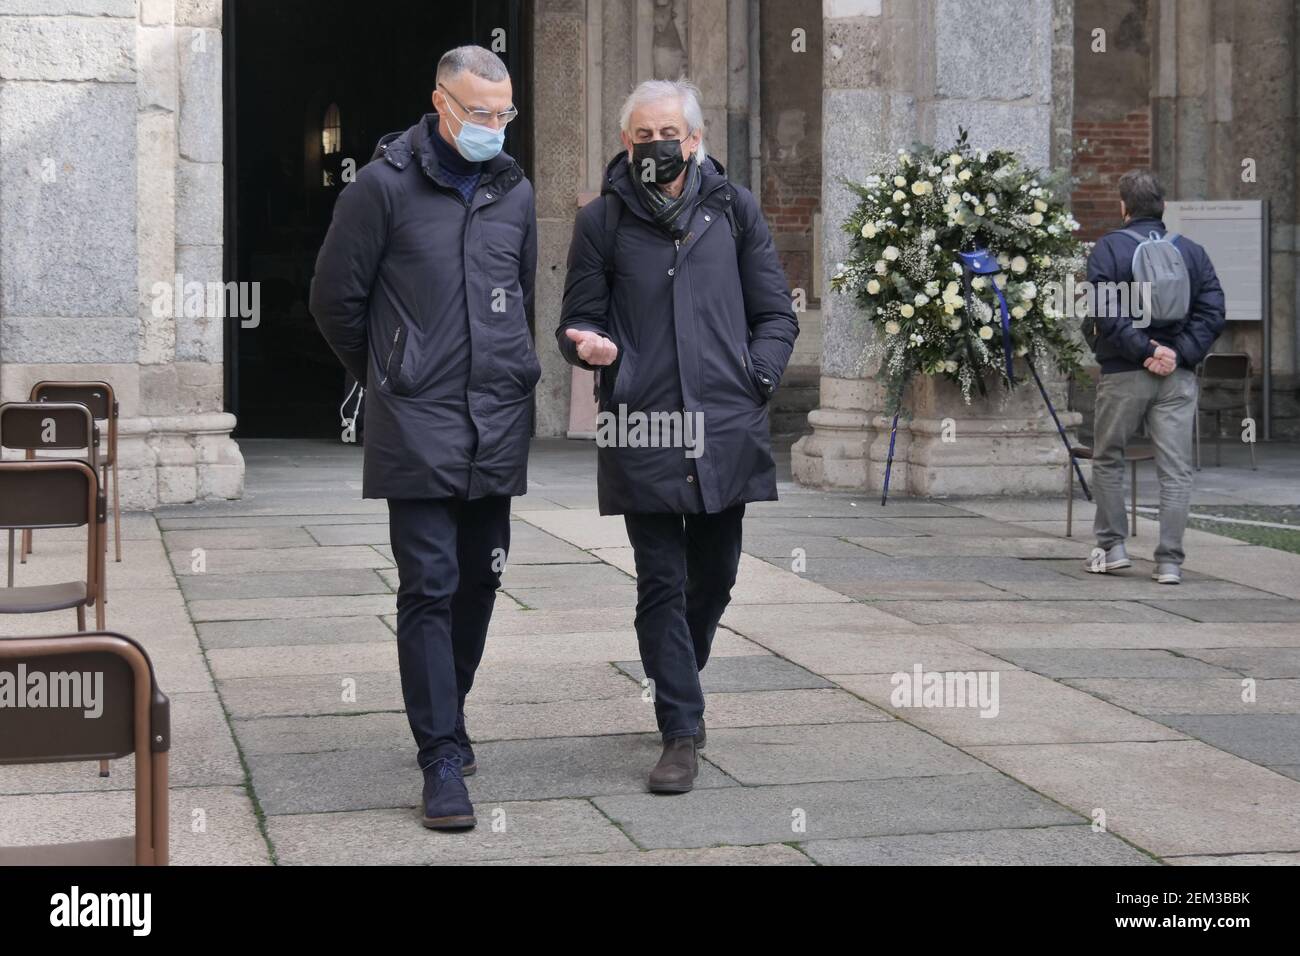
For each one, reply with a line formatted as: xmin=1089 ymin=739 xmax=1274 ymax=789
xmin=0 ymin=459 xmax=98 ymax=530
xmin=0 ymin=632 xmax=170 ymax=865
xmin=30 ymin=381 xmax=116 ymax=422
xmin=1200 ymin=352 xmax=1252 ymax=382
xmin=0 ymin=401 xmax=98 ymax=457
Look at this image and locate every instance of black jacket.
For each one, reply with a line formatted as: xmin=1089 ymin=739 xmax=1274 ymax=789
xmin=310 ymin=114 xmax=540 ymax=500
xmin=1086 ymin=216 xmax=1226 ymax=373
xmin=557 ymin=153 xmax=798 ymax=515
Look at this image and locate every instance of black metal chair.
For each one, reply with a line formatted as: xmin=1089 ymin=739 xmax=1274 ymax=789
xmin=1195 ymin=353 xmax=1256 ymax=470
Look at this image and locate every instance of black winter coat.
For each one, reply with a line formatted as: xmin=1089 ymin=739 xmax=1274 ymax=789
xmin=557 ymin=154 xmax=798 ymax=515
xmin=310 ymin=114 xmax=539 ymax=500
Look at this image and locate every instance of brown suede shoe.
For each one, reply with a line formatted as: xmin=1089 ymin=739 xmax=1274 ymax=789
xmin=648 ymin=737 xmax=698 ymax=794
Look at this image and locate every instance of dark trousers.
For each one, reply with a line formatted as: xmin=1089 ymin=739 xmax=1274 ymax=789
xmin=623 ymin=505 xmax=745 ymax=741
xmin=387 ymin=496 xmax=511 ymax=769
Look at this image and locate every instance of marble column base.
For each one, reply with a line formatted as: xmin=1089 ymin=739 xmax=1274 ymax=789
xmin=116 ymin=413 xmax=244 ymax=509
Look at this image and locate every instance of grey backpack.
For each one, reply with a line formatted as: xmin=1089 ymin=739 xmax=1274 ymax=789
xmin=1123 ymin=228 xmax=1190 ymax=329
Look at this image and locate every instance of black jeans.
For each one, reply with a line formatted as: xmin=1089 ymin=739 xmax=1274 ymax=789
xmin=388 ymin=496 xmax=511 ymax=769
xmin=623 ymin=505 xmax=745 ymax=741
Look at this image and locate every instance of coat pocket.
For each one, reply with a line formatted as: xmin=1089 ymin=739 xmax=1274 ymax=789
xmin=607 ymin=348 xmax=636 ymax=408
xmin=379 ymin=322 xmax=413 ymax=395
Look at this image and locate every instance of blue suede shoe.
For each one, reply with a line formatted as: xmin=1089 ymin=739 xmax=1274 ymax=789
xmin=420 ymin=755 xmax=476 ymax=830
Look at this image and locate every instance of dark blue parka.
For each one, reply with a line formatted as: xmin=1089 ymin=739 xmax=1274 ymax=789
xmin=1087 ymin=216 xmax=1225 ymax=374
xmin=557 ymin=153 xmax=798 ymax=516
xmin=310 ymin=114 xmax=540 ymax=500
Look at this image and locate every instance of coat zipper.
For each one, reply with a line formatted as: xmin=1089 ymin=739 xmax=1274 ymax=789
xmin=381 ymin=326 xmax=403 ymax=387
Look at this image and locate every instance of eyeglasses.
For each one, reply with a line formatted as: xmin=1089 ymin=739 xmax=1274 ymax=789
xmin=438 ymin=84 xmax=519 ymax=127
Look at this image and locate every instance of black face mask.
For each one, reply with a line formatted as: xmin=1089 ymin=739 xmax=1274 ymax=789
xmin=631 ymin=139 xmax=688 ymax=185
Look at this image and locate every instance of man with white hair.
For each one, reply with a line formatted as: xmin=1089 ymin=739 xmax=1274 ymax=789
xmin=558 ymin=79 xmax=798 ymax=793
xmin=312 ymin=45 xmax=538 ymax=831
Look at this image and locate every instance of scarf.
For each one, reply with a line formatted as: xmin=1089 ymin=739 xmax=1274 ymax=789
xmin=630 ymin=156 xmax=702 ymax=239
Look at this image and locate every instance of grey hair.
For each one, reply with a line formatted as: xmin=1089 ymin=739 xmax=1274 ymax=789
xmin=436 ymin=45 xmax=510 ymax=85
xmin=1118 ymin=169 xmax=1166 ymax=220
xmin=619 ymin=78 xmax=707 ymax=163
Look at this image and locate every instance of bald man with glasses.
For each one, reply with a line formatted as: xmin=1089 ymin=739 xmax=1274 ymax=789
xmin=311 ymin=45 xmax=539 ymax=832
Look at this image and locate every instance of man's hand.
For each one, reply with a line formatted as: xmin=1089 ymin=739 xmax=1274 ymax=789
xmin=1144 ymin=344 xmax=1177 ymax=376
xmin=565 ymin=329 xmax=619 ymax=367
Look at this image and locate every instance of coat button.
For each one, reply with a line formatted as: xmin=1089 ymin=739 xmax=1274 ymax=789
xmin=686 ymin=475 xmax=695 ymax=483
xmin=704 ymin=214 xmax=711 ymax=222
xmin=667 ymin=268 xmax=675 ymax=276
xmin=486 ymin=192 xmax=493 ymax=199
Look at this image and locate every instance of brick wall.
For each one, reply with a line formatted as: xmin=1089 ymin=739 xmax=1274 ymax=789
xmin=1071 ymin=109 xmax=1152 ymax=241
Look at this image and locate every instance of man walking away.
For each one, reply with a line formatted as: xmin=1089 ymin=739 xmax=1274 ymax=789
xmin=1085 ymin=169 xmax=1225 ymax=585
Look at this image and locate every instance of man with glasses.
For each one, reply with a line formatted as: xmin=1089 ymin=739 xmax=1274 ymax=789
xmin=311 ymin=45 xmax=538 ymax=831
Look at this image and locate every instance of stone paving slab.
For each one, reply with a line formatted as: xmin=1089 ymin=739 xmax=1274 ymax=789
xmin=1143 ymin=599 xmax=1300 ymax=623
xmin=268 ymin=799 xmax=636 ymax=865
xmin=994 ymin=576 xmax=1273 ymax=601
xmin=888 ymin=516 xmax=1055 ymax=538
xmin=1181 ymin=547 xmax=1300 ymax=600
xmin=1181 ymin=647 xmax=1300 ymax=678
xmin=1067 ymin=678 xmax=1300 ymax=715
xmin=872 ymin=600 xmax=1186 ymax=625
xmin=501 ymin=562 xmax=632 ymax=589
xmin=1167 ymin=852 xmax=1300 ymax=865
xmin=845 ymin=535 xmax=1086 ymax=558
xmin=169 ymin=545 xmax=394 ymax=575
xmin=720 ymin=600 xmax=923 ymax=637
xmin=701 ymin=722 xmax=987 ymax=785
xmin=968 ymin=740 xmax=1300 ymax=857
xmin=503 ymin=584 xmax=640 ymax=609
xmin=987 ymin=648 xmax=1239 ymax=680
xmin=949 ymin=621 xmax=1300 ymax=650
xmin=729 ymin=627 xmax=1012 ymax=676
xmin=594 ymin=548 xmax=853 ymax=605
xmin=188 ymin=594 xmax=399 ymax=622
xmin=593 ymin=773 xmax=1081 ymax=849
xmin=158 ymin=513 xmax=397 ymax=530
xmin=198 ymin=615 xmax=395 ymax=649
xmin=742 ymin=534 xmax=881 ymax=559
xmin=474 ymin=844 xmax=814 ymax=865
xmin=478 ymin=628 xmax=762 ymax=665
xmin=208 ymin=642 xmax=399 ymax=680
xmin=749 ymin=497 xmax=970 ymax=519
xmin=178 ymin=568 xmax=391 ymax=601
xmin=0 ymin=786 xmax=270 ymax=866
xmin=217 ymin=672 xmax=407 ymax=719
xmin=1154 ymin=715 xmax=1300 ymax=766
xmin=801 ymin=825 xmax=1156 ymax=866
xmin=786 ymin=554 xmax=1072 ymax=585
xmin=514 ymin=508 xmax=629 ymax=549
xmin=161 ymin=527 xmax=320 ymax=550
xmin=304 ymin=524 xmax=389 ymax=546
xmin=615 ymin=654 xmax=834 ymax=692
xmin=834 ymin=670 xmax=1187 ymax=746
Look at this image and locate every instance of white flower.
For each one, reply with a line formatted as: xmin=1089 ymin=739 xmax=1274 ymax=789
xmin=1010 ymin=255 xmax=1029 ymax=274
xmin=883 ymin=246 xmax=900 ymax=261
xmin=943 ymin=359 xmax=959 ymax=373
xmin=979 ymin=325 xmax=994 ymax=341
xmin=1039 ymin=255 xmax=1053 ymax=267
xmin=925 ymin=280 xmax=940 ymax=296
xmin=898 ymin=152 xmax=911 ymax=165
xmin=946 ymin=316 xmax=962 ymax=330
xmin=962 ymin=192 xmax=974 ymax=202
xmin=1021 ymin=281 xmax=1038 ymax=299
xmin=972 ymin=276 xmax=987 ymax=290
xmin=920 ymin=228 xmax=936 ymax=244
xmin=874 ymin=260 xmax=888 ymax=275
xmin=974 ymin=204 xmax=986 ymax=216
xmin=911 ymin=180 xmax=932 ymax=196
xmin=1034 ymin=198 xmax=1048 ymax=213
xmin=1027 ymin=212 xmax=1044 ymax=226
xmin=958 ymin=169 xmax=973 ymax=182
xmin=894 ymin=175 xmax=907 ymax=188
xmin=1011 ymin=305 xmax=1026 ymax=319
xmin=867 ymin=279 xmax=882 ymax=294
xmin=885 ymin=320 xmax=901 ymax=334
xmin=900 ymin=304 xmax=915 ymax=318
xmin=892 ymin=190 xmax=906 ymax=202
xmin=927 ymin=165 xmax=941 ymax=176
xmin=951 ymin=263 xmax=963 ymax=275
xmin=861 ymin=222 xmax=878 ymax=238
xmin=985 ymin=193 xmax=997 ymax=207
xmin=914 ymin=293 xmax=930 ymax=306
xmin=997 ymin=253 xmax=1010 ymax=268
xmin=947 ymin=153 xmax=963 ymax=167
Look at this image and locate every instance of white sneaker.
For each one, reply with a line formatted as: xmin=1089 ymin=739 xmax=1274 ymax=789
xmin=1086 ymin=544 xmax=1132 ymax=573
xmin=1152 ymin=563 xmax=1182 ymax=585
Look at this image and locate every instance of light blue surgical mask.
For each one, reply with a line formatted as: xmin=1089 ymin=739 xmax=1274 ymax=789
xmin=448 ymin=107 xmax=505 ymax=162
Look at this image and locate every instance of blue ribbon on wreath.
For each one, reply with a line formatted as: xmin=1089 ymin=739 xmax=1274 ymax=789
xmin=958 ymin=248 xmax=1015 ymax=385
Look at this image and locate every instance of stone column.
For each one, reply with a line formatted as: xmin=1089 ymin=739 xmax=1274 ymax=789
xmin=794 ymin=0 xmax=1080 ymax=496
xmin=0 ymin=0 xmax=242 ymax=507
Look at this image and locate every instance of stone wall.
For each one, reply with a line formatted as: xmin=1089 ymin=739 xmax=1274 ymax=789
xmin=0 ymin=0 xmax=242 ymax=506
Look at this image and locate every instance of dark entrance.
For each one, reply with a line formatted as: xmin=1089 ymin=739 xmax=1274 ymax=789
xmin=224 ymin=0 xmax=533 ymax=438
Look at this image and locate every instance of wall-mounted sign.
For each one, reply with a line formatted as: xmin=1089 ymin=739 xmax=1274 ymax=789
xmin=1163 ymin=200 xmax=1265 ymax=322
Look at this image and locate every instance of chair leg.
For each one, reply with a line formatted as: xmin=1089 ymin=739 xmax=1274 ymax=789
xmin=112 ymin=457 xmax=123 ymax=563
xmin=21 ymin=528 xmax=29 ymax=563
xmin=98 ymin=759 xmax=110 ymax=778
xmin=95 ymin=597 xmax=105 ymax=630
xmin=1215 ymin=411 xmax=1222 ymax=467
xmin=1065 ymin=458 xmax=1074 ymax=538
xmin=76 ymin=604 xmax=86 ymax=631
xmin=1130 ymin=460 xmax=1138 ymax=537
